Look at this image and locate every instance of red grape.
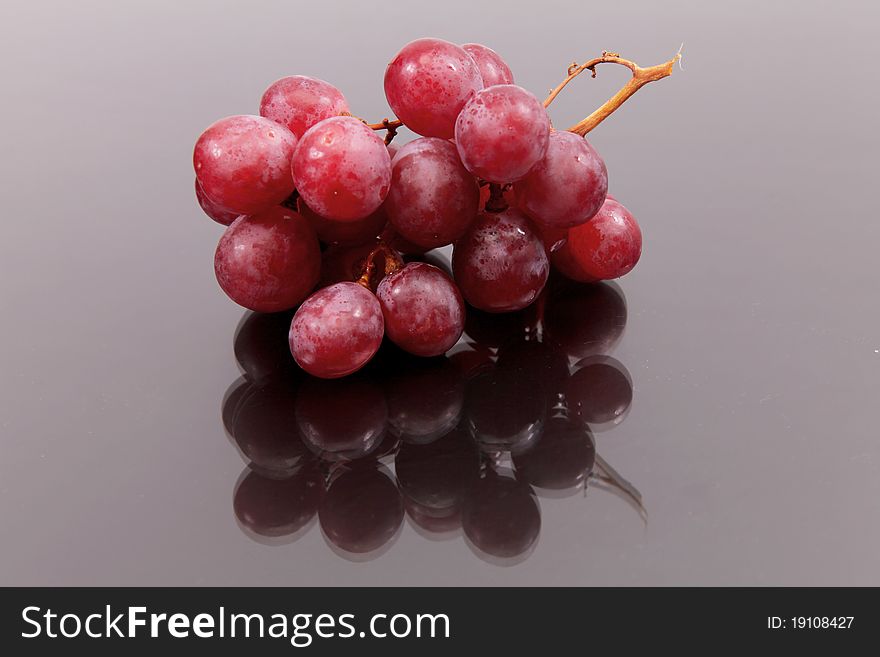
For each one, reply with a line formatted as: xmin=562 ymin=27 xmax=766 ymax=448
xmin=376 ymin=262 xmax=465 ymax=357
xmin=553 ymin=198 xmax=642 ymax=281
xmin=259 ymin=75 xmax=348 ymax=138
xmin=291 ymin=116 xmax=391 ymax=221
xmin=384 ymin=138 xmax=479 ymax=249
xmin=453 ymin=209 xmax=549 ymax=312
xmin=298 ymin=199 xmax=386 ymax=247
xmin=455 ymin=85 xmax=550 ymax=183
xmin=515 ymin=131 xmax=608 ymax=228
xmin=384 ymin=38 xmax=483 ymax=139
xmin=288 ymin=282 xmax=384 ymax=378
xmin=214 ymin=208 xmax=321 ymax=312
xmin=462 ymin=43 xmax=514 ymax=86
xmin=194 ymin=178 xmax=239 ymax=226
xmin=194 ymin=115 xmax=297 ymax=215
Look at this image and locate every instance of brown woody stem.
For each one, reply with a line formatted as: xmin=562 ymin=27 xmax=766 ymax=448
xmin=544 ymin=49 xmax=681 ymax=136
xmin=363 ymin=48 xmax=680 ymax=142
xmin=356 ymin=241 xmax=404 ymax=289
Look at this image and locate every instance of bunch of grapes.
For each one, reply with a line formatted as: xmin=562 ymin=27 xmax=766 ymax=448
xmin=194 ymin=38 xmax=646 ymax=379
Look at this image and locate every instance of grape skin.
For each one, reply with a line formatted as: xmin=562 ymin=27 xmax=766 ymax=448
xmin=462 ymin=43 xmax=514 ymax=86
xmin=553 ymin=198 xmax=642 ymax=281
xmin=289 ymin=282 xmax=384 ymax=378
xmin=298 ymin=199 xmax=386 ymax=247
xmin=515 ymin=131 xmax=608 ymax=228
xmin=214 ymin=208 xmax=321 ymax=312
xmin=194 ymin=115 xmax=297 ymax=215
xmin=291 ymin=116 xmax=391 ymax=221
xmin=455 ymin=85 xmax=550 ymax=183
xmin=384 ymin=138 xmax=479 ymax=249
xmin=384 ymin=38 xmax=483 ymax=139
xmin=453 ymin=209 xmax=550 ymax=313
xmin=194 ymin=178 xmax=239 ymax=226
xmin=376 ymin=262 xmax=465 ymax=357
xmin=259 ymin=75 xmax=349 ymax=138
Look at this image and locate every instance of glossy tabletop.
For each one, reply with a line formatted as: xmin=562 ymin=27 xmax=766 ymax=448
xmin=1 ymin=0 xmax=878 ymax=585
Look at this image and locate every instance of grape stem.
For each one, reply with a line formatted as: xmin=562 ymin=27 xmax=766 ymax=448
xmin=544 ymin=49 xmax=682 ymax=136
xmin=356 ymin=241 xmax=404 ymax=289
xmin=366 ymin=118 xmax=403 ymax=145
xmin=363 ymin=48 xmax=680 ymax=141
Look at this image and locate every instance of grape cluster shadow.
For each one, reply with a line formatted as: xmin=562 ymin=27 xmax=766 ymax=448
xmin=221 ymin=273 xmax=641 ymax=565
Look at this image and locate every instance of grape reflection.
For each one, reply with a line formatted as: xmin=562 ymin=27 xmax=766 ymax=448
xmin=221 ymin=279 xmax=642 ymax=563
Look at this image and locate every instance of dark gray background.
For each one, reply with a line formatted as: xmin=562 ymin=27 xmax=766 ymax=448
xmin=1 ymin=0 xmax=877 ymax=585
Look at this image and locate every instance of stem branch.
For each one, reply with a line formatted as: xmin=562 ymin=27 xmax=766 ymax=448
xmin=547 ymin=49 xmax=680 ymax=136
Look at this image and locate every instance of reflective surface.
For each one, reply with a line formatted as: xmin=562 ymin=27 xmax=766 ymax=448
xmin=2 ymin=1 xmax=879 ymax=585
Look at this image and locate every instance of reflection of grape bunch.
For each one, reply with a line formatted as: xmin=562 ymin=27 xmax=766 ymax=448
xmin=225 ymin=277 xmax=642 ymax=564
xmin=195 ymin=38 xmax=679 ymax=378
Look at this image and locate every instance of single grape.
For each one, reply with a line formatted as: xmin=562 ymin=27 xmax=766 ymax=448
xmin=289 ymin=282 xmax=384 ymax=378
xmin=376 ymin=262 xmax=465 ymax=356
xmin=298 ymin=199 xmax=386 ymax=247
xmin=553 ymin=198 xmax=642 ymax=281
xmin=259 ymin=75 xmax=349 ymax=138
xmin=455 ymin=85 xmax=550 ymax=183
xmin=319 ymin=466 xmax=404 ymax=556
xmin=384 ymin=138 xmax=479 ymax=249
xmin=453 ymin=209 xmax=549 ymax=313
xmin=193 ymin=115 xmax=297 ymax=215
xmin=515 ymin=131 xmax=608 ymax=228
xmin=291 ymin=116 xmax=391 ymax=221
xmin=462 ymin=43 xmax=514 ymax=86
xmin=194 ymin=178 xmax=239 ymax=225
xmin=214 ymin=208 xmax=321 ymax=312
xmin=384 ymin=38 xmax=483 ymax=139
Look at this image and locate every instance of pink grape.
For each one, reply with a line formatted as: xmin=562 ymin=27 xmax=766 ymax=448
xmin=194 ymin=178 xmax=239 ymax=226
xmin=193 ymin=115 xmax=297 ymax=215
xmin=384 ymin=38 xmax=483 ymax=139
xmin=298 ymin=199 xmax=386 ymax=247
xmin=553 ymin=198 xmax=642 ymax=281
xmin=452 ymin=209 xmax=549 ymax=312
xmin=289 ymin=282 xmax=384 ymax=378
xmin=291 ymin=116 xmax=391 ymax=221
xmin=384 ymin=138 xmax=479 ymax=249
xmin=515 ymin=131 xmax=608 ymax=228
xmin=214 ymin=207 xmax=320 ymax=312
xmin=259 ymin=75 xmax=348 ymax=138
xmin=376 ymin=262 xmax=465 ymax=357
xmin=462 ymin=43 xmax=514 ymax=86
xmin=454 ymin=85 xmax=550 ymax=183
